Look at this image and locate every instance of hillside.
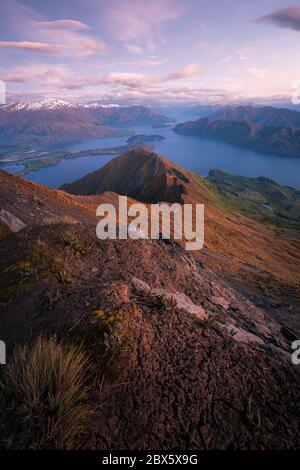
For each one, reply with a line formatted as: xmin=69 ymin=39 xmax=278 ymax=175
xmin=207 ymin=169 xmax=300 ymax=229
xmin=174 ymin=118 xmax=300 ymax=157
xmin=1 ymin=166 xmax=300 ymax=449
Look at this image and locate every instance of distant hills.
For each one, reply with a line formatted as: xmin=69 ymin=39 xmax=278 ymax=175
xmin=174 ymin=114 xmax=300 ymax=157
xmin=0 ymin=99 xmax=170 ymax=148
xmin=211 ymin=105 xmax=300 ymax=129
xmin=174 ymin=105 xmax=300 ymax=157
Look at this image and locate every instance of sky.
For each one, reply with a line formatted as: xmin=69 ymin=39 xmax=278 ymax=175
xmin=1 ymin=0 xmax=300 ymax=105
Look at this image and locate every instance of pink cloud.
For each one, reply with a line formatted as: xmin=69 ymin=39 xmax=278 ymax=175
xmin=247 ymin=67 xmax=268 ymax=79
xmin=167 ymin=64 xmax=201 ymax=80
xmin=0 ymin=2 xmax=106 ymax=58
xmin=0 ymin=41 xmax=62 ymax=54
xmin=101 ymin=72 xmax=155 ymax=89
xmin=125 ymin=44 xmax=144 ymax=55
xmin=0 ymin=35 xmax=106 ymax=58
xmin=36 ymin=19 xmax=91 ymax=31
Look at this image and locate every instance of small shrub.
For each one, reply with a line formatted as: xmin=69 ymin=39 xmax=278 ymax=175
xmin=205 ymin=314 xmax=216 ymax=327
xmin=54 ymin=267 xmax=71 ymax=284
xmin=91 ymin=307 xmax=135 ymax=352
xmin=158 ymin=294 xmax=178 ymax=312
xmin=62 ymin=234 xmax=90 ymax=256
xmin=91 ymin=309 xmax=118 ymax=330
xmin=1 ymin=336 xmax=94 ymax=449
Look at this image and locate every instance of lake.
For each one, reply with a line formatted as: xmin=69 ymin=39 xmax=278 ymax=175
xmin=5 ymin=117 xmax=300 ymax=190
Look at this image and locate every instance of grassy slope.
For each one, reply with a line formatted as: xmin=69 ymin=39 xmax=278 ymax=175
xmin=193 ymin=169 xmax=300 ymax=234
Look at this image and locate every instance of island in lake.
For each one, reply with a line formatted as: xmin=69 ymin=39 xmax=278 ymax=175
xmin=127 ymin=134 xmax=165 ymax=144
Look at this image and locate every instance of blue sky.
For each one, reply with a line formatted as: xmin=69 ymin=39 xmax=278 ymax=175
xmin=1 ymin=0 xmax=300 ymax=104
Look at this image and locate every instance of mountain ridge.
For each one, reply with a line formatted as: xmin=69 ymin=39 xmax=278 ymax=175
xmin=174 ymin=117 xmax=300 ymax=157
xmin=210 ymin=105 xmax=300 ymax=129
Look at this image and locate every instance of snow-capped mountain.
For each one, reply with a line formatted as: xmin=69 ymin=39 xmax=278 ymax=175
xmin=3 ymin=99 xmax=121 ymax=112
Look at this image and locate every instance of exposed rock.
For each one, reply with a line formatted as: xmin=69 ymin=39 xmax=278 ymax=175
xmin=152 ymin=288 xmax=207 ymax=320
xmin=0 ymin=208 xmax=27 ymax=233
xmin=211 ymin=295 xmax=230 ymax=310
xmin=132 ymin=276 xmax=151 ymax=292
xmin=221 ymin=322 xmax=265 ymax=345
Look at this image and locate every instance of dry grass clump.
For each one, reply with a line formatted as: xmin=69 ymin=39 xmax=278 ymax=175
xmin=2 ymin=336 xmax=94 ymax=449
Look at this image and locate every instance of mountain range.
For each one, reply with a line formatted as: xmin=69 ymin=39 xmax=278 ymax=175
xmin=0 ymin=100 xmax=170 ymax=149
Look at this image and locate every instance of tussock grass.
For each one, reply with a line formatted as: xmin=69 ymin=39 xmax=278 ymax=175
xmin=2 ymin=336 xmax=94 ymax=449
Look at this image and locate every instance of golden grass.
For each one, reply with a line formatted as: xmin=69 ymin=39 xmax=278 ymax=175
xmin=2 ymin=336 xmax=94 ymax=449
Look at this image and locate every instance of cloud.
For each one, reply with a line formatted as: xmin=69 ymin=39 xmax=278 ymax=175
xmin=0 ymin=41 xmax=62 ymax=54
xmin=247 ymin=67 xmax=268 ymax=78
xmin=100 ymin=0 xmax=182 ymax=42
xmin=4 ymin=64 xmax=76 ymax=87
xmin=166 ymin=63 xmax=201 ymax=80
xmin=125 ymin=44 xmax=144 ymax=55
xmin=101 ymin=72 xmax=155 ymax=89
xmin=82 ymin=84 xmax=236 ymax=106
xmin=257 ymin=6 xmax=300 ymax=32
xmin=34 ymin=20 xmax=106 ymax=57
xmin=37 ymin=19 xmax=91 ymax=31
xmin=4 ymin=62 xmax=203 ymax=94
xmin=114 ymin=57 xmax=169 ymax=67
xmin=0 ymin=37 xmax=106 ymax=56
xmin=3 ymin=61 xmax=242 ymax=105
xmin=4 ymin=74 xmax=26 ymax=83
xmin=0 ymin=2 xmax=106 ymax=58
